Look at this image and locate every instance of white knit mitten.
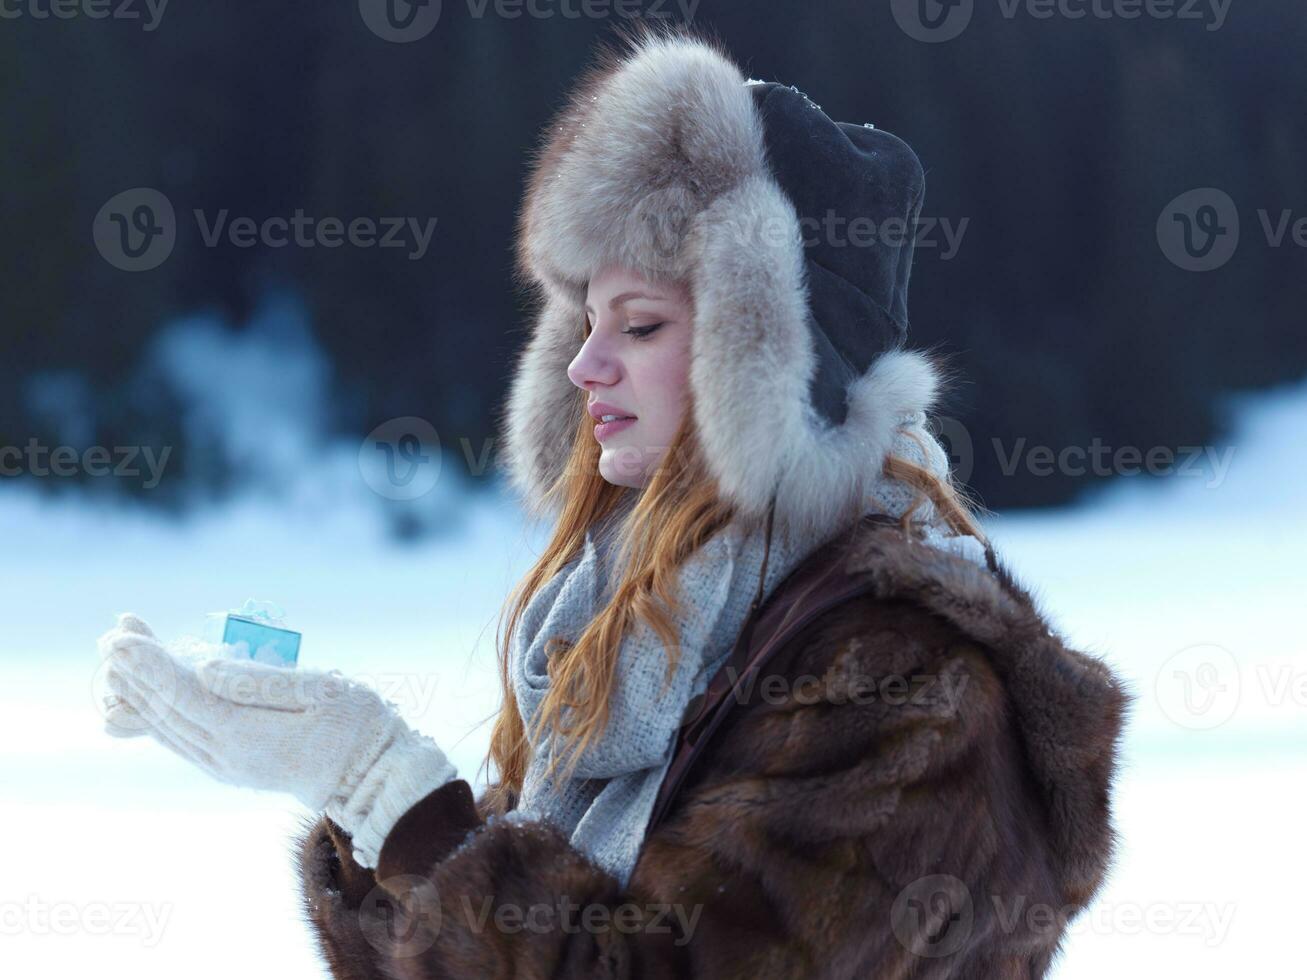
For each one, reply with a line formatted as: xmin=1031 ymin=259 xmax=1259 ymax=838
xmin=98 ymin=613 xmax=457 ymax=869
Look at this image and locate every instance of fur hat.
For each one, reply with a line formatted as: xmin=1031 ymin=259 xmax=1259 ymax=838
xmin=500 ymin=25 xmax=945 ymax=544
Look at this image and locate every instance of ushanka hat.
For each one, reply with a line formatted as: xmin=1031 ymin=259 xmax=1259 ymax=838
xmin=499 ymin=25 xmax=945 ymax=545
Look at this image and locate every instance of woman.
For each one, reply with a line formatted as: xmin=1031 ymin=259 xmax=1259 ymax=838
xmin=99 ymin=25 xmax=1127 ymax=979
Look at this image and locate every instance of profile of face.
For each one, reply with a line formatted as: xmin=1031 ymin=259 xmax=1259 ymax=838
xmin=567 ymin=264 xmax=694 ymax=489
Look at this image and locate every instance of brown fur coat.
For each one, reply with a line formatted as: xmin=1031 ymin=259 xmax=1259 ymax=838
xmin=291 ymin=520 xmax=1128 ymax=978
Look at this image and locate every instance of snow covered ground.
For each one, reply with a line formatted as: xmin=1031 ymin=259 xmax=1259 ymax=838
xmin=2 ymin=306 xmax=1300 ymax=976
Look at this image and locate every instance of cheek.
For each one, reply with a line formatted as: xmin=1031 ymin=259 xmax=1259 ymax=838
xmin=636 ymin=339 xmax=691 ymax=427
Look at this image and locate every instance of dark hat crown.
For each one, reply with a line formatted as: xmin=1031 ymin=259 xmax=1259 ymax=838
xmin=749 ymin=81 xmax=926 ymax=427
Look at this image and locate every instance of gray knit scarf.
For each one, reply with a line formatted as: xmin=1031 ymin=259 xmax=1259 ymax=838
xmin=503 ymin=413 xmax=988 ymax=888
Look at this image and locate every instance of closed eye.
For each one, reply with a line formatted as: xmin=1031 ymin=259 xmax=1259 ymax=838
xmin=623 ymin=322 xmax=665 ymax=340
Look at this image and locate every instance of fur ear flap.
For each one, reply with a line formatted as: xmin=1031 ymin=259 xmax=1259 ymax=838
xmin=499 ymin=289 xmax=586 ymax=517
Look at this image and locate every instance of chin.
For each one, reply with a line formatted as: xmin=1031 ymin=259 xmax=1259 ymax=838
xmin=598 ymin=447 xmax=652 ymax=489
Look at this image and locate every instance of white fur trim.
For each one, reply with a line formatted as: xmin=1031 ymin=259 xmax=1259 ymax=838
xmin=499 ymin=289 xmax=586 ymax=517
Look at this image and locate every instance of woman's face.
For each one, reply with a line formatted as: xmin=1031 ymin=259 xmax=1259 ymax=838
xmin=567 ymin=264 xmax=694 ymax=489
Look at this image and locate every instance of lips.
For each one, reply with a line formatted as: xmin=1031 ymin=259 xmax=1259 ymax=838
xmin=587 ymin=401 xmax=637 ymax=422
xmin=593 ymin=416 xmax=637 ymax=442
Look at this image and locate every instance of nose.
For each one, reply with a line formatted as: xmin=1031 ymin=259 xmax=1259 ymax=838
xmin=567 ymin=329 xmax=621 ymax=392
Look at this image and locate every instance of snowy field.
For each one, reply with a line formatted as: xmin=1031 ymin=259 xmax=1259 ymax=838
xmin=2 ymin=306 xmax=1300 ymax=976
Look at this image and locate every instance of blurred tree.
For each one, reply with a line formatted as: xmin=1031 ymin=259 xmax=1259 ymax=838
xmin=1 ymin=2 xmax=1303 ymax=515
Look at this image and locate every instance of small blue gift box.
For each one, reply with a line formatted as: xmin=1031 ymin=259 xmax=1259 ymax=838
xmin=204 ymin=599 xmax=300 ymax=667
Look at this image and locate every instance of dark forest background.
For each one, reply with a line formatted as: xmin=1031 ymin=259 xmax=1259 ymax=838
xmin=2 ymin=1 xmax=1304 ymax=518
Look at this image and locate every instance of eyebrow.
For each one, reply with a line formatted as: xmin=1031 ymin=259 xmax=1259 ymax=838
xmin=583 ymin=290 xmax=668 ymax=315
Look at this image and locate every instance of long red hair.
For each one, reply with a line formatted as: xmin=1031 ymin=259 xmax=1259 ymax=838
xmin=476 ymin=351 xmax=988 ymax=815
